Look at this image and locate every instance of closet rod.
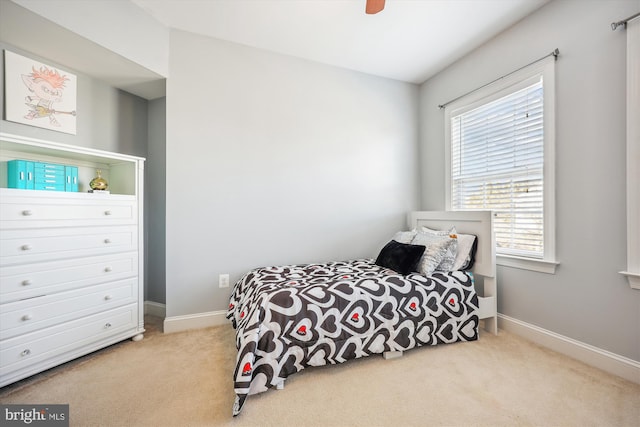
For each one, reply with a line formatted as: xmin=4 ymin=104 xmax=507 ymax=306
xmin=437 ymin=48 xmax=559 ymax=110
xmin=611 ymin=11 xmax=640 ymax=30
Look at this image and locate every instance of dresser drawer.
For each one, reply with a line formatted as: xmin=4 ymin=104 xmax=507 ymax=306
xmin=34 ymin=164 xmax=64 ymax=174
xmin=0 ymin=252 xmax=138 ymax=304
xmin=34 ymin=168 xmax=65 ymax=181
xmin=0 ymin=304 xmax=138 ymax=377
xmin=0 ymin=193 xmax=136 ymax=228
xmin=33 ymin=169 xmax=65 ymax=178
xmin=33 ymin=183 xmax=66 ymax=192
xmin=0 ymin=278 xmax=137 ymax=340
xmin=0 ymin=225 xmax=137 ymax=266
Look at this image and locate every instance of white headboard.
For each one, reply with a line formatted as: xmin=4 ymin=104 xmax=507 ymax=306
xmin=408 ymin=211 xmax=495 ymax=278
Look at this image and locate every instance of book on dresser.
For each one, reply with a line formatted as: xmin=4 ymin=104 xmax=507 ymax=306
xmin=0 ymin=132 xmax=145 ymax=387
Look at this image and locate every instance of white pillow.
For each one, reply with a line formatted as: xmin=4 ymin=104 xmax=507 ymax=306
xmin=452 ymin=234 xmax=477 ymax=271
xmin=410 ymin=232 xmax=455 ymax=275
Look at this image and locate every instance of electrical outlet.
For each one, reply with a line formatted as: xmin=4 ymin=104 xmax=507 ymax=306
xmin=219 ymin=273 xmax=230 ymax=288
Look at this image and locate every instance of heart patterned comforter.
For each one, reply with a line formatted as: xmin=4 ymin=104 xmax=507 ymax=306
xmin=227 ymin=258 xmax=478 ymax=416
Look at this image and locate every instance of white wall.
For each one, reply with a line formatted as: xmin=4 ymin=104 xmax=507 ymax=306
xmin=166 ymin=30 xmax=420 ymax=317
xmin=146 ymin=97 xmax=167 ymax=304
xmin=419 ymin=0 xmax=640 ymax=361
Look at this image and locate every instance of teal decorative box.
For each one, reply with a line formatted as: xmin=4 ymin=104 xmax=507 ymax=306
xmin=7 ymin=160 xmax=34 ymax=189
xmin=65 ymin=165 xmax=79 ymax=192
xmin=7 ymin=160 xmax=78 ymax=192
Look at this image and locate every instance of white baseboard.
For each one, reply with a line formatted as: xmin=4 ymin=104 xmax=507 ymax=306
xmin=144 ymin=301 xmax=166 ymax=318
xmin=498 ymin=314 xmax=640 ymax=385
xmin=163 ymin=310 xmax=228 ymax=334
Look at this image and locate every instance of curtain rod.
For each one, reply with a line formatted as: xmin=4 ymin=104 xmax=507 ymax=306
xmin=611 ymin=11 xmax=640 ymax=30
xmin=437 ymin=48 xmax=559 ymax=110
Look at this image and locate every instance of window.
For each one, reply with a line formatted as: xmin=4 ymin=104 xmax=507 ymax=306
xmin=445 ymin=58 xmax=557 ymax=273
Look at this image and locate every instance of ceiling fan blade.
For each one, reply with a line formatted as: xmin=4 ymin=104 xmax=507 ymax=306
xmin=365 ymin=0 xmax=385 ymax=14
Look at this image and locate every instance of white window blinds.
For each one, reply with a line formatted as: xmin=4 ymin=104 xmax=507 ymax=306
xmin=451 ymin=78 xmax=544 ymax=258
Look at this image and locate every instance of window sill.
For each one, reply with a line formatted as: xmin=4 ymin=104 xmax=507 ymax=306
xmin=497 ymin=255 xmax=559 ymax=274
xmin=619 ymin=272 xmax=640 ymax=290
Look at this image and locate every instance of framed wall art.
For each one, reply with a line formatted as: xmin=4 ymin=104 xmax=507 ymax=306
xmin=4 ymin=50 xmax=77 ymax=135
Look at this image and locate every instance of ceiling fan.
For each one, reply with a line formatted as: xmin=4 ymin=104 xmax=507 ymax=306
xmin=365 ymin=0 xmax=385 ymax=14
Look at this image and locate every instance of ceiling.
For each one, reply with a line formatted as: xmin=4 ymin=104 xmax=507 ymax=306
xmin=131 ymin=0 xmax=550 ymax=84
xmin=1 ymin=0 xmax=166 ymax=100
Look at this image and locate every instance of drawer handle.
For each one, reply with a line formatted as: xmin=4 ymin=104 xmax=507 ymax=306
xmin=22 ymin=314 xmax=32 ymax=321
xmin=21 ymin=349 xmax=31 ymax=357
xmin=22 ymin=279 xmax=32 ymax=286
xmin=104 ymin=210 xmax=112 ymax=216
xmin=104 ymin=266 xmax=113 ymax=272
xmin=21 ymin=244 xmax=32 ymax=251
xmin=105 ymin=323 xmax=112 ymax=329
xmin=104 ymin=294 xmax=113 ymax=301
xmin=104 ymin=238 xmax=112 ymax=244
xmin=22 ymin=210 xmax=33 ymax=216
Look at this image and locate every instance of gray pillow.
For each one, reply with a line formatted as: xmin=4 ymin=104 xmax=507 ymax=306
xmin=420 ymin=226 xmax=458 ymax=271
xmin=391 ymin=229 xmax=417 ymax=244
xmin=411 ymin=232 xmax=455 ymax=276
xmin=421 ymin=226 xmax=477 ymax=271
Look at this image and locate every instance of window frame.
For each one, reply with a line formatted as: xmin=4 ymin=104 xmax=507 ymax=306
xmin=621 ymin=16 xmax=640 ymax=289
xmin=444 ymin=57 xmax=558 ymax=274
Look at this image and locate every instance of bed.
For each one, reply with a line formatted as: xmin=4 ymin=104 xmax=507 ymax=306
xmin=226 ymin=211 xmax=497 ymax=416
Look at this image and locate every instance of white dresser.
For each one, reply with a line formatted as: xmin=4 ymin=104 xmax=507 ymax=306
xmin=0 ymin=133 xmax=145 ymax=387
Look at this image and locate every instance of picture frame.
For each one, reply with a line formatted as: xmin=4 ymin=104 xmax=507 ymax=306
xmin=4 ymin=50 xmax=77 ymax=135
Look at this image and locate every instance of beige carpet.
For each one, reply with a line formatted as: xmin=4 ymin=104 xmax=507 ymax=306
xmin=1 ymin=316 xmax=638 ymax=427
